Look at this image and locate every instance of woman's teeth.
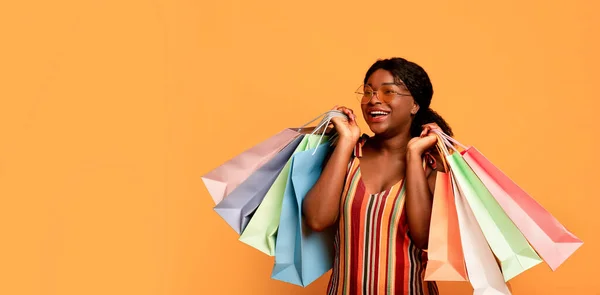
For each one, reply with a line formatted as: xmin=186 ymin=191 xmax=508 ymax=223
xmin=370 ymin=111 xmax=389 ymax=117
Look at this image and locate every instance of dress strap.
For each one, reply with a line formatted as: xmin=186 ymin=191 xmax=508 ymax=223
xmin=352 ymin=134 xmax=369 ymax=158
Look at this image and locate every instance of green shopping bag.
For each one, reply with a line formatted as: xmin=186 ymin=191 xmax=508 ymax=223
xmin=435 ymin=131 xmax=542 ymax=281
xmin=239 ymin=134 xmax=328 ymax=255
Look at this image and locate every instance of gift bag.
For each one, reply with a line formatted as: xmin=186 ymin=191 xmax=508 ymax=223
xmin=434 ymin=131 xmax=542 ymax=281
xmin=424 ymin=170 xmax=468 ymax=281
xmin=235 ymin=111 xmax=347 ymax=254
xmin=425 ymin=138 xmax=468 ymax=281
xmin=202 ymin=129 xmax=301 ymax=204
xmin=271 ymin=139 xmax=335 ymax=287
xmin=439 ymin=134 xmax=583 ymax=271
xmin=202 ymin=110 xmax=347 ymax=205
xmin=213 ymin=135 xmax=304 ymax=234
xmin=239 ymin=134 xmax=314 ymax=255
xmin=453 ymin=172 xmax=512 ymax=295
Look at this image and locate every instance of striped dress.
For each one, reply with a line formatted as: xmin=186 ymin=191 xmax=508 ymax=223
xmin=327 ymin=135 xmax=439 ymax=295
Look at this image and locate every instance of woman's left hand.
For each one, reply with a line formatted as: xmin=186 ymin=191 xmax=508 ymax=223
xmin=407 ymin=123 xmax=443 ymax=156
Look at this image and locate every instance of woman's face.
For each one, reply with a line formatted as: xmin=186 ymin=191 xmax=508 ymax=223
xmin=360 ymin=69 xmax=420 ymax=137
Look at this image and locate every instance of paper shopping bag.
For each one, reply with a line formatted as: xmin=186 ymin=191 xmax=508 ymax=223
xmin=202 ymin=110 xmax=348 ymax=205
xmin=424 ymin=171 xmax=468 ymax=281
xmin=214 ymin=135 xmax=305 ymax=234
xmin=448 ymin=152 xmax=542 ymax=281
xmin=237 ymin=111 xmax=348 ymax=254
xmin=461 ymin=148 xmax=583 ymax=271
xmin=238 ymin=134 xmax=315 ymax=255
xmin=453 ymin=172 xmax=512 ymax=295
xmin=202 ymin=129 xmax=301 ymax=204
xmin=271 ymin=139 xmax=335 ymax=287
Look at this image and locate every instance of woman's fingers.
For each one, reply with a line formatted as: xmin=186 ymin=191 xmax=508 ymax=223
xmin=333 ymin=105 xmax=356 ymax=123
xmin=421 ymin=122 xmax=443 ymax=137
xmin=420 ymin=125 xmax=430 ymax=137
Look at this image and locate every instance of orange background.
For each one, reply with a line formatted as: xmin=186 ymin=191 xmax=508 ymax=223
xmin=0 ymin=0 xmax=598 ymax=294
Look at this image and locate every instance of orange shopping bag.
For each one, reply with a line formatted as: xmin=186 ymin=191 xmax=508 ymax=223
xmin=424 ymin=138 xmax=468 ymax=281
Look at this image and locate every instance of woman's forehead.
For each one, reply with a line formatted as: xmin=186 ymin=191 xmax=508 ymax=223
xmin=366 ymin=69 xmax=407 ymax=88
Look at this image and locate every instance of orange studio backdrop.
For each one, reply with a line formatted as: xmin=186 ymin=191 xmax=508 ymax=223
xmin=0 ymin=0 xmax=598 ymax=294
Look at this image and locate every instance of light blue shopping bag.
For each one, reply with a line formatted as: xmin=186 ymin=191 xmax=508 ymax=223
xmin=271 ymin=138 xmax=335 ymax=287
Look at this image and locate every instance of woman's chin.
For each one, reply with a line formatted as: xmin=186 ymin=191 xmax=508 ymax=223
xmin=368 ymin=123 xmax=389 ymax=135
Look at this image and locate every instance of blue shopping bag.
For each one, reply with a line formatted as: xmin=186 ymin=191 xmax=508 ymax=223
xmin=271 ymin=139 xmax=335 ymax=287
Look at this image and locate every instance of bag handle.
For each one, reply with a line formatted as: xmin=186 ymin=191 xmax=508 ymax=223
xmin=424 ymin=130 xmax=464 ymax=173
xmin=429 ymin=134 xmax=450 ymax=172
xmin=298 ymin=110 xmax=348 ymax=155
xmin=297 ymin=110 xmax=347 ymax=132
xmin=431 ymin=129 xmax=469 ymax=156
xmin=431 ymin=129 xmax=468 ymax=152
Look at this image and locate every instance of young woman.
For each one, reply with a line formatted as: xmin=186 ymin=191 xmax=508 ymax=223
xmin=303 ymin=57 xmax=454 ymax=295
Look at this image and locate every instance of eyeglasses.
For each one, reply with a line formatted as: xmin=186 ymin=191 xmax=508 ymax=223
xmin=355 ymin=84 xmax=412 ymax=105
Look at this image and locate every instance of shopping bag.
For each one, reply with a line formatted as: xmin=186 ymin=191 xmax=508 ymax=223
xmin=233 ymin=110 xmax=347 ymax=253
xmin=453 ymin=171 xmax=512 ymax=295
xmin=239 ymin=134 xmax=314 ymax=255
xmin=202 ymin=110 xmax=347 ymax=205
xmin=424 ymin=170 xmax=468 ymax=281
xmin=445 ymin=137 xmax=582 ymax=271
xmin=434 ymin=131 xmax=542 ymax=281
xmin=271 ymin=139 xmax=335 ymax=287
xmin=213 ymin=135 xmax=304 ymax=234
xmin=202 ymin=128 xmax=301 ymax=204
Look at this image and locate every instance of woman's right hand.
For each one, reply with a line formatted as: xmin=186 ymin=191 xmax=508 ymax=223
xmin=331 ymin=106 xmax=361 ymax=145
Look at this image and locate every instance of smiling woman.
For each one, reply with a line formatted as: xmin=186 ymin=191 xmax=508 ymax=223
xmin=302 ymin=57 xmax=454 ymax=295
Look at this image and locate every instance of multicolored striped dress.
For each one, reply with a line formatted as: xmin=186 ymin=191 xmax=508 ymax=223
xmin=327 ymin=135 xmax=439 ymax=295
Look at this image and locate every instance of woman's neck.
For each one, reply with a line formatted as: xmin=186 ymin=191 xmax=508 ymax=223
xmin=367 ymin=130 xmax=412 ymax=157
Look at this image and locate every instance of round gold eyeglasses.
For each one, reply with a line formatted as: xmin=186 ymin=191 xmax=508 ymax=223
xmin=355 ymin=84 xmax=412 ymax=104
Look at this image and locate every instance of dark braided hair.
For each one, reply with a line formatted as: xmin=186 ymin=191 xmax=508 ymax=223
xmin=363 ymin=57 xmax=453 ymax=137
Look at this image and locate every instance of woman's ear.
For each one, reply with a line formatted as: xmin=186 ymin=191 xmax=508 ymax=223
xmin=411 ymin=103 xmax=420 ymax=115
